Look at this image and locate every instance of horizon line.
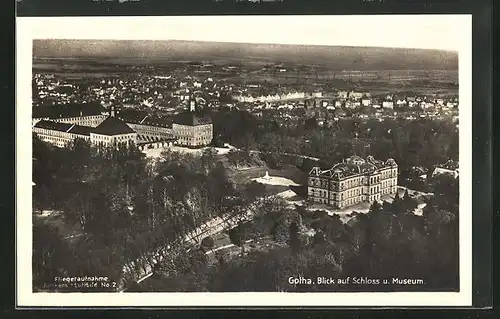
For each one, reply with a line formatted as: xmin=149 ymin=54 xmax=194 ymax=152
xmin=33 ymin=39 xmax=459 ymax=54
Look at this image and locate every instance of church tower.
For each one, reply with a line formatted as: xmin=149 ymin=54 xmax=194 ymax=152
xmin=110 ymin=105 xmax=116 ymax=117
xmin=189 ymin=99 xmax=196 ymax=112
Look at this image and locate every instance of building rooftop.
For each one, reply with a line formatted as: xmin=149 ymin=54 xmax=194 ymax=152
xmin=119 ymin=115 xmax=173 ymax=128
xmin=32 ymin=103 xmax=105 ymax=119
xmin=69 ymin=125 xmax=93 ymax=136
xmin=309 ymin=156 xmax=397 ymax=180
xmin=34 ymin=120 xmax=93 ymax=136
xmin=172 ymin=111 xmax=212 ymax=126
xmin=92 ymin=116 xmax=136 ymax=136
xmin=34 ymin=120 xmax=73 ymax=132
xmin=437 ymin=159 xmax=459 ymax=170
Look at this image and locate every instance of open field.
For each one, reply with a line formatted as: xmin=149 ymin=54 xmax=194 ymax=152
xmin=33 ymin=56 xmax=458 ymax=96
xmin=34 ymin=59 xmax=457 ymax=81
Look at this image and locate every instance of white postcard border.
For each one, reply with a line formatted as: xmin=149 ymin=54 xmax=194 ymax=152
xmin=16 ymin=15 xmax=472 ymax=307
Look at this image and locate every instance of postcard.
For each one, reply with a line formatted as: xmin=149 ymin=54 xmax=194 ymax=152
xmin=16 ymin=15 xmax=472 ymax=307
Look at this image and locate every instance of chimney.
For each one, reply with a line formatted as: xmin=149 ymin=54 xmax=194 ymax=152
xmin=110 ymin=105 xmax=116 ymax=117
xmin=190 ymin=100 xmax=196 ymax=112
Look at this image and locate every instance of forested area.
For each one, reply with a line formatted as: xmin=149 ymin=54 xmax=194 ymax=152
xmin=32 ymin=135 xmax=254 ymax=291
xmin=135 ymin=174 xmax=459 ymax=292
xmin=210 ymin=108 xmax=458 ymax=179
xmin=32 ymin=108 xmax=459 ymax=292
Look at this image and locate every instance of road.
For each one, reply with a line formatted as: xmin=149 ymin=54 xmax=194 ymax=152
xmin=120 ymin=205 xmax=258 ymax=291
xmin=121 ymin=186 xmax=432 ymax=289
xmin=122 ymin=146 xmax=318 ymax=289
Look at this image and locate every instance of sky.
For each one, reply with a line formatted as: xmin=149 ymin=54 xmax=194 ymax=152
xmin=19 ymin=15 xmax=469 ymax=51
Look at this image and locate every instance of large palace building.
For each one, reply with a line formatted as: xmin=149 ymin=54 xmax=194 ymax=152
xmin=33 ymin=107 xmax=138 ymax=147
xmin=32 ymin=100 xmax=213 ymax=149
xmin=308 ymin=156 xmax=398 ymax=209
xmin=171 ymin=100 xmax=213 ymax=148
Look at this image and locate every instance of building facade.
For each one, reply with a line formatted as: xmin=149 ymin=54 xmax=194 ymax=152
xmin=33 ymin=121 xmax=91 ymax=147
xmin=33 ymin=103 xmax=214 ymax=150
xmin=52 ymin=114 xmax=107 ymax=127
xmin=171 ymin=101 xmax=213 ymax=147
xmin=432 ymin=160 xmax=459 ymax=179
xmin=90 ymin=114 xmax=138 ymax=147
xmin=126 ymin=122 xmax=173 ymax=142
xmin=32 ymin=114 xmax=107 ymax=128
xmin=33 ymin=107 xmax=137 ymax=148
xmin=308 ymin=156 xmax=398 ymax=209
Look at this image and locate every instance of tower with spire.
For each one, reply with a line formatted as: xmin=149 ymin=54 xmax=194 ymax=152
xmin=172 ymin=96 xmax=212 ymax=148
xmin=109 ymin=105 xmax=116 ymax=117
xmin=189 ymin=99 xmax=196 ymax=112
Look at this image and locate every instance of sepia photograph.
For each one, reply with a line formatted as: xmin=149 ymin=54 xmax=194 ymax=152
xmin=17 ymin=15 xmax=472 ymax=307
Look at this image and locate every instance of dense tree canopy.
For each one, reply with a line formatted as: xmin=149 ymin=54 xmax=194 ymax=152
xmin=209 ymin=110 xmax=458 ymax=178
xmin=32 ymin=135 xmax=250 ymax=291
xmin=32 ymin=108 xmax=459 ymax=292
xmin=132 ymin=173 xmax=459 ymax=292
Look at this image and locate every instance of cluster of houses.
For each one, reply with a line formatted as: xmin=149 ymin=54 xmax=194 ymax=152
xmin=335 ymin=91 xmax=458 ymax=110
xmin=232 ymin=88 xmax=458 ymax=116
xmin=233 ymin=91 xmax=308 ymax=103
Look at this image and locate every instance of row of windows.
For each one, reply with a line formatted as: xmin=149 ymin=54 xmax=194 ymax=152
xmin=313 ymin=195 xmax=381 ymax=208
xmin=57 ymin=117 xmax=106 ymax=127
xmin=175 ymin=132 xmax=212 ymax=138
xmin=311 ymin=185 xmax=397 ymax=200
xmin=310 ymin=175 xmax=398 ymax=190
xmin=369 ymin=176 xmax=380 ymax=184
xmin=58 ymin=115 xmax=105 ymax=121
xmin=381 ymin=179 xmax=397 ymax=188
xmin=138 ymin=133 xmax=171 ymax=139
xmin=175 ymin=131 xmax=212 ymax=137
xmin=130 ymin=124 xmax=171 ymax=133
xmin=34 ymin=128 xmax=71 ymax=138
xmin=40 ymin=135 xmax=71 ymax=145
xmin=134 ymin=131 xmax=172 ymax=138
xmin=93 ymin=140 xmax=132 ymax=147
xmin=178 ymin=136 xmax=211 ymax=141
xmin=312 ymin=185 xmax=387 ymax=201
xmin=173 ymin=124 xmax=212 ymax=130
xmin=325 ymin=188 xmax=361 ymax=200
xmin=310 ymin=189 xmax=398 ymax=208
xmin=380 ymin=169 xmax=398 ymax=179
xmin=91 ymin=134 xmax=135 ymax=142
xmin=348 ymin=177 xmax=363 ymax=187
xmin=35 ymin=130 xmax=91 ymax=141
xmin=370 ymin=186 xmax=380 ymax=194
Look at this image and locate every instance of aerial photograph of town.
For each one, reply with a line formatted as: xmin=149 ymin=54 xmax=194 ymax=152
xmin=31 ymin=36 xmax=460 ymax=294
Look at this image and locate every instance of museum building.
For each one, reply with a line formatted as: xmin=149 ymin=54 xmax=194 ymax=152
xmin=308 ymin=156 xmax=398 ymax=209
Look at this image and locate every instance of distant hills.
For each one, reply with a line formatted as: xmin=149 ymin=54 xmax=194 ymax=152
xmin=33 ymin=39 xmax=458 ymax=71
